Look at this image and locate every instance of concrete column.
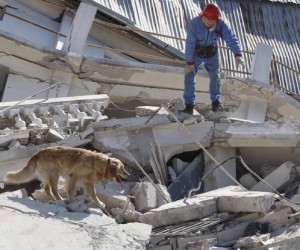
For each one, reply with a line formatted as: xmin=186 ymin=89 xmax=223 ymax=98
xmin=56 ymin=11 xmax=73 ymax=51
xmin=250 ymin=43 xmax=273 ymax=84
xmin=63 ymin=2 xmax=97 ymax=55
xmin=204 ymin=147 xmax=236 ymax=192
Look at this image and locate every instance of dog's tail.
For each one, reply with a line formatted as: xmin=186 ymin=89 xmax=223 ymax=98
xmin=3 ymin=160 xmax=37 ymax=184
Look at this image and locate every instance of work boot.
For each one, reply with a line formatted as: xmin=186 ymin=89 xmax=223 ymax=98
xmin=181 ymin=103 xmax=194 ymax=115
xmin=211 ymin=100 xmax=224 ymax=112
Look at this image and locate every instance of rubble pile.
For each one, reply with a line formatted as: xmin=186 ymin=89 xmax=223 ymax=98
xmin=1 ymin=88 xmax=300 ymax=249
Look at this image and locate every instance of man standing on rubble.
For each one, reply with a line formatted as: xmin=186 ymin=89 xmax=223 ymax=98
xmin=182 ymin=3 xmax=245 ymax=114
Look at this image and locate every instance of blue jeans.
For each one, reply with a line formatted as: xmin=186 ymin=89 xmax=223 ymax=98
xmin=183 ymin=54 xmax=220 ymax=105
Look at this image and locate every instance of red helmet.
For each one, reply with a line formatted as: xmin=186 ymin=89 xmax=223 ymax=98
xmin=200 ymin=3 xmax=221 ymax=21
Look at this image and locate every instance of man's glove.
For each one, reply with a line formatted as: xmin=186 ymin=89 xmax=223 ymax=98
xmin=235 ymin=54 xmax=245 ymax=70
xmin=184 ymin=63 xmax=195 ymax=75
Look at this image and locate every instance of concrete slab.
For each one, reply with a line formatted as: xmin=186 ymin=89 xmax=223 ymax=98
xmin=139 ymin=187 xmax=262 ymax=228
xmin=217 ymin=191 xmax=276 ymax=214
xmin=251 ymin=161 xmax=296 ymax=192
xmin=93 ymin=118 xmax=213 ymax=168
xmin=193 ymin=186 xmax=276 ymax=213
xmin=138 ymin=196 xmax=217 ymax=228
xmin=214 ymin=123 xmax=300 ymax=147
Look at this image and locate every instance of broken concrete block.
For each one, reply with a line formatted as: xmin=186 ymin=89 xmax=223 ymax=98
xmin=110 ymin=207 xmax=140 ymax=223
xmin=96 ymin=187 xmax=135 ymax=212
xmin=176 ymin=234 xmax=216 ymax=250
xmin=138 ymin=196 xmax=217 ymax=228
xmin=251 ymin=161 xmax=296 ymax=192
xmin=155 ymin=184 xmax=172 ymax=206
xmin=32 ymin=189 xmax=51 ymax=202
xmin=239 ymin=173 xmax=258 ymax=189
xmin=131 ymin=182 xmax=157 ymax=212
xmin=197 ymin=186 xmax=275 ymax=214
xmin=79 ymin=127 xmax=94 ymax=139
xmin=94 ymin=115 xmax=171 ymax=131
xmin=291 ymin=194 xmax=300 ymax=203
xmin=148 ymin=245 xmax=172 ymax=250
xmin=0 ymin=130 xmax=29 ymax=147
xmin=257 ymin=207 xmax=296 ymax=231
xmin=217 ymin=221 xmax=250 ymax=243
xmin=66 ymin=195 xmax=89 ymax=213
xmin=259 ymin=163 xmax=275 ymax=178
xmin=168 ymin=153 xmax=204 ymax=201
xmin=234 ymin=213 xmax=261 ymax=223
xmin=233 ymin=234 xmax=270 ymax=249
xmin=80 ymin=116 xmax=93 ymax=132
xmin=8 ymin=140 xmax=21 ymax=150
xmin=181 ymin=237 xmax=217 ymax=250
xmin=217 ymin=190 xmax=276 ymax=214
xmin=45 ymin=129 xmax=65 ymax=142
xmin=172 ymin=158 xmax=189 ymax=175
xmin=214 ymin=123 xmax=300 ymax=147
xmin=67 ymin=118 xmax=80 ymax=127
xmin=135 ymin=106 xmax=168 ymax=117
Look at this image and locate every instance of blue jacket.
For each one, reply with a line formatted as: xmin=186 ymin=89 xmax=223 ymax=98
xmin=185 ymin=16 xmax=242 ymax=63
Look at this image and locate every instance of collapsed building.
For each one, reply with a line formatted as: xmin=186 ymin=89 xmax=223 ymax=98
xmin=0 ymin=0 xmax=300 ymax=249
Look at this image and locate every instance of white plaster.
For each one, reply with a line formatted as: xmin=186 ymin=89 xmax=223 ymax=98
xmin=250 ymin=43 xmax=273 ymax=84
xmin=230 ymin=97 xmax=267 ymax=123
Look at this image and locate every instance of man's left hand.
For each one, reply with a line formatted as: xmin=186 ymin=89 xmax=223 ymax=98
xmin=235 ymin=55 xmax=245 ymax=70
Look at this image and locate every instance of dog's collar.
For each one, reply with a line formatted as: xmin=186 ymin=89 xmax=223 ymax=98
xmin=104 ymin=158 xmax=110 ymax=178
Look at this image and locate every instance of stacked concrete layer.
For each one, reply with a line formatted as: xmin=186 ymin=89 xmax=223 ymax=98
xmin=139 ymin=186 xmax=277 ymax=228
xmin=214 ymin=123 xmax=300 ymax=147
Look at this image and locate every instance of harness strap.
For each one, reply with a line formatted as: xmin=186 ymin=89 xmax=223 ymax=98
xmin=104 ymin=158 xmax=110 ymax=178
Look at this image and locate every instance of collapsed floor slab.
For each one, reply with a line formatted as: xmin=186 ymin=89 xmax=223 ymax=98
xmin=138 ymin=186 xmax=277 ymax=228
xmin=92 ymin=115 xmax=214 ymax=169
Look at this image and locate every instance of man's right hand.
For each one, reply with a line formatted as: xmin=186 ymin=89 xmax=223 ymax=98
xmin=184 ymin=64 xmax=195 ymax=75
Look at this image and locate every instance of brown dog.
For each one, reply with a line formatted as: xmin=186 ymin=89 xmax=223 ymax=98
xmin=4 ymin=146 xmax=130 ymax=209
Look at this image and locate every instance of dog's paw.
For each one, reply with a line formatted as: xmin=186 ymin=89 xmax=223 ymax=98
xmin=98 ymin=200 xmax=106 ymax=209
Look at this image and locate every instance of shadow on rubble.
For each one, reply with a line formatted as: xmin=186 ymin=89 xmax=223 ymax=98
xmin=166 ymin=149 xmax=204 ymax=201
xmin=1 ymin=179 xmax=41 ymax=196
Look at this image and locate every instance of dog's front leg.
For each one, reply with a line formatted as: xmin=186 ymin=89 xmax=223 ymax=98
xmin=84 ymin=181 xmax=105 ymax=209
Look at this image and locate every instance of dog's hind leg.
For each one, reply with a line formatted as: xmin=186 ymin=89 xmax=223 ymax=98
xmin=84 ymin=181 xmax=105 ymax=209
xmin=38 ymin=174 xmax=56 ymax=201
xmin=49 ymin=175 xmax=62 ymax=200
xmin=43 ymin=183 xmax=57 ymax=201
xmin=50 ymin=180 xmax=62 ymax=200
